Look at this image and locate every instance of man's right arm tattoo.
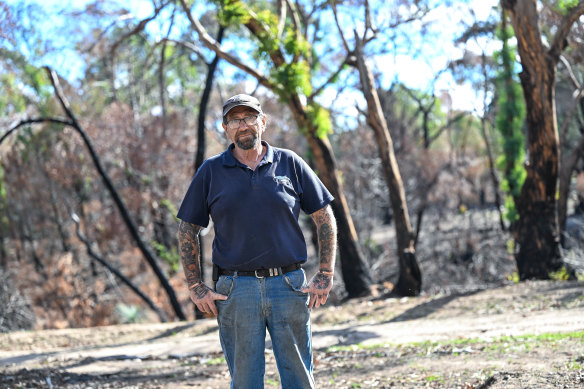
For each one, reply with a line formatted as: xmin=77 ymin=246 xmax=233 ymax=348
xmin=178 ymin=221 xmax=205 ymax=291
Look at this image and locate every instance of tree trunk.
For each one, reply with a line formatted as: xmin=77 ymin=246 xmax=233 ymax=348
xmin=287 ymin=97 xmax=372 ymax=298
xmin=353 ymin=33 xmax=421 ymax=296
xmin=514 ymin=60 xmax=563 ymax=278
xmin=502 ymin=0 xmax=561 ymax=278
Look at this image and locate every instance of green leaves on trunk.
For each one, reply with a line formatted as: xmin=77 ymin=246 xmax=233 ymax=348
xmin=495 ymin=18 xmax=526 ymax=223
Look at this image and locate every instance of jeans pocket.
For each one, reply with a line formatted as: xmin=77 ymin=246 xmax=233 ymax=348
xmin=284 ymin=269 xmax=308 ymax=295
xmin=215 ymin=276 xmax=234 ymax=299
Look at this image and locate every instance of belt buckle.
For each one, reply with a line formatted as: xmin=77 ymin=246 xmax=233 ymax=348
xmin=254 ymin=269 xmax=264 ymax=279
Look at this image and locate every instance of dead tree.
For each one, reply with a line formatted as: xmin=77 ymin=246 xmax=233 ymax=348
xmin=2 ymin=67 xmax=186 ymax=320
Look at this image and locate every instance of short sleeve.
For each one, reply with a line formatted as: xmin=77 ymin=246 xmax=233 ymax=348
xmin=176 ymin=164 xmax=211 ymax=227
xmin=295 ymin=155 xmax=334 ymax=214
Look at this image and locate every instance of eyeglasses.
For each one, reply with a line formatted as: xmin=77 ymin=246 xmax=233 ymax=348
xmin=225 ymin=115 xmax=260 ymax=130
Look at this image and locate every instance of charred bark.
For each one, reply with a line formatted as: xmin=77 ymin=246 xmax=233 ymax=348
xmin=353 ymin=33 xmax=421 ymax=296
xmin=502 ymin=0 xmax=584 ymax=279
xmin=292 ymin=103 xmax=373 ymax=298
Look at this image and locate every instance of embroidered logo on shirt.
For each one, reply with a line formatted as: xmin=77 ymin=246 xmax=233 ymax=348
xmin=274 ymin=175 xmax=293 ymax=189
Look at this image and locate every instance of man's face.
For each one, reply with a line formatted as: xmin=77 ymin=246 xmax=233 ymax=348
xmin=223 ymin=106 xmax=266 ymax=150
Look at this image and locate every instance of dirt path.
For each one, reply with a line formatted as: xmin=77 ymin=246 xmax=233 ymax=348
xmin=1 ymin=280 xmax=583 ymax=388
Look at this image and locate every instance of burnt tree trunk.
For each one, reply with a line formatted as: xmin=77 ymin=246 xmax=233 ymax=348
xmin=286 ymin=97 xmax=373 ymax=298
xmin=354 ymin=33 xmax=421 ymax=296
xmin=501 ymin=0 xmax=584 ymax=278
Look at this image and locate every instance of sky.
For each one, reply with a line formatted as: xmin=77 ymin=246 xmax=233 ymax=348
xmin=5 ymin=0 xmax=500 ymax=113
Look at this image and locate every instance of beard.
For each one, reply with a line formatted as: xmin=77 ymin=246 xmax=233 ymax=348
xmin=235 ymin=132 xmax=259 ymax=150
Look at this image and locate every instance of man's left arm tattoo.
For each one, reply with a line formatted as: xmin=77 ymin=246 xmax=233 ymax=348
xmin=311 ymin=204 xmax=337 ymax=274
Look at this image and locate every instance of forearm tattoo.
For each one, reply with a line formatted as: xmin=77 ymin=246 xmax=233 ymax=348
xmin=178 ymin=221 xmax=204 ymax=291
xmin=311 ymin=205 xmax=337 ymax=273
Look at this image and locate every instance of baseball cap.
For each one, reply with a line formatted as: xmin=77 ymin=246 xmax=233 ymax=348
xmin=222 ymin=94 xmax=263 ymax=118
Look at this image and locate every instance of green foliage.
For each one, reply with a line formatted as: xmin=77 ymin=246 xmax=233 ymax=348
xmin=160 ymin=198 xmax=179 ymax=222
xmin=213 ymin=0 xmax=250 ymax=25
xmin=494 ymin=18 xmax=526 ymax=223
xmin=363 ymin=237 xmax=383 ymax=257
xmin=115 ymin=304 xmax=142 ymax=324
xmin=273 ymin=61 xmax=312 ymax=98
xmin=507 ymin=271 xmax=519 ymax=283
xmin=205 ymin=356 xmax=226 ymax=365
xmin=283 ymin=27 xmax=310 ymax=58
xmin=0 ymin=73 xmax=26 ymax=115
xmin=426 ymin=374 xmax=444 ymax=383
xmin=152 ymin=241 xmax=180 ymax=275
xmin=305 ymin=101 xmax=332 ymax=138
xmin=502 ymin=195 xmax=519 ymax=223
xmin=0 ymin=49 xmax=52 ymax=116
xmin=549 ymin=266 xmax=572 ymax=281
xmin=557 ymin=0 xmax=579 ymax=14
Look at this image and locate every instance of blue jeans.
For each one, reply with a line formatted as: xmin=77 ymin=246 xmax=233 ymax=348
xmin=215 ymin=269 xmax=315 ymax=389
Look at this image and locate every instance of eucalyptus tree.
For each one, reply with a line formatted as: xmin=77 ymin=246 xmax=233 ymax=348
xmin=329 ymin=0 xmax=427 ymax=296
xmin=501 ymin=0 xmax=584 ymax=279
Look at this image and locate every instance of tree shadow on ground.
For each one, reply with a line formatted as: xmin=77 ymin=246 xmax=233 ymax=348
xmin=381 ymin=289 xmax=485 ymax=323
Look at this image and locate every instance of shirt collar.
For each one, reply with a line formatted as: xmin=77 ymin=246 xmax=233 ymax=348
xmin=222 ymin=141 xmax=273 ymax=167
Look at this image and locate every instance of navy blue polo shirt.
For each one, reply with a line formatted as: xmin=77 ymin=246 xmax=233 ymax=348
xmin=177 ymin=142 xmax=334 ymax=271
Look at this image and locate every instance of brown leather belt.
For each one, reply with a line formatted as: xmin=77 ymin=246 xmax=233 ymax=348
xmin=218 ymin=263 xmax=301 ymax=278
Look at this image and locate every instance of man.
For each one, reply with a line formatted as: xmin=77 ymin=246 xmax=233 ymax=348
xmin=177 ymin=94 xmax=337 ymax=388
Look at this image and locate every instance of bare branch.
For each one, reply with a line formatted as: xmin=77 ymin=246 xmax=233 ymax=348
xmin=559 ymin=55 xmax=582 ymax=90
xmin=110 ymin=1 xmax=169 ymax=57
xmin=363 ymin=0 xmax=378 ymax=42
xmin=82 ymin=13 xmax=135 ymax=54
xmin=44 ymin=67 xmax=82 ymax=129
xmin=161 ymin=38 xmax=206 ymax=61
xmin=277 ymin=0 xmax=287 ymax=40
xmin=427 ymin=112 xmax=469 ymax=146
xmin=285 ymin=0 xmax=302 ymax=62
xmin=331 ymin=0 xmax=351 ymax=54
xmin=310 ymin=56 xmax=349 ymax=99
xmin=1 ymin=118 xmax=72 ymax=145
xmin=549 ymin=1 xmax=584 ymax=63
xmin=178 ymin=0 xmax=274 ymax=88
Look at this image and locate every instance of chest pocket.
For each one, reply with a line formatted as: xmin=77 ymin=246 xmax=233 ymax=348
xmin=264 ymin=175 xmax=299 ymax=208
xmin=274 ymin=175 xmax=294 ymax=190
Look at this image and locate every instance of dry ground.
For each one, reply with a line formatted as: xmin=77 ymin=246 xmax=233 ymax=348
xmin=1 ymin=280 xmax=584 ymax=388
